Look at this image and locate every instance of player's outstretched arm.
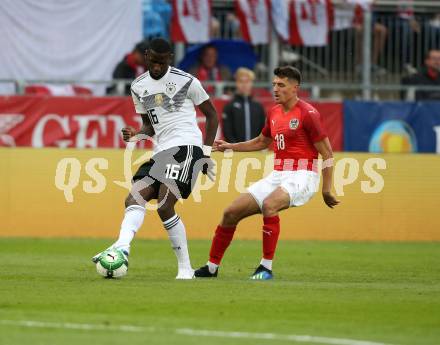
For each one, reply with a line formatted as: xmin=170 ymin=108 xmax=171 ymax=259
xmin=314 ymin=138 xmax=340 ymax=209
xmin=214 ymin=134 xmax=272 ymax=152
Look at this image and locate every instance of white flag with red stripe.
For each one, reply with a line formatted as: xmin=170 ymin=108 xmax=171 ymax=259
xmin=290 ymin=0 xmax=333 ymax=47
xmin=236 ymin=0 xmax=270 ymax=44
xmin=171 ymin=0 xmax=211 ymax=43
xmin=333 ymin=0 xmax=373 ymax=31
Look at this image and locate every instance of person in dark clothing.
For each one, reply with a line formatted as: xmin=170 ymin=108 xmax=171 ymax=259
xmin=222 ymin=68 xmax=266 ymax=143
xmin=107 ymin=41 xmax=149 ymax=95
xmin=402 ymin=49 xmax=440 ymax=100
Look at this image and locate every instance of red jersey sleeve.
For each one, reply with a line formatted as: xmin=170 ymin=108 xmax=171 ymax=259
xmin=261 ymin=115 xmax=271 ymax=138
xmin=303 ymin=108 xmax=327 ymax=143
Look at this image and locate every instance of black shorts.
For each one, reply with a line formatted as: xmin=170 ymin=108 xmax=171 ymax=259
xmin=132 ymin=145 xmax=205 ymax=199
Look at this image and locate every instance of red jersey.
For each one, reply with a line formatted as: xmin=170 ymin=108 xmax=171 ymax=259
xmin=261 ymin=99 xmax=327 ymax=171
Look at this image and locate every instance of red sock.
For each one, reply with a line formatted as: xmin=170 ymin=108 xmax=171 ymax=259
xmin=262 ymin=215 xmax=280 ymax=260
xmin=209 ymin=225 xmax=236 ymax=265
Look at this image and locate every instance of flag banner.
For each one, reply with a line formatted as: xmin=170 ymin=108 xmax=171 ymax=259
xmin=0 ymin=1 xmax=142 ymax=95
xmin=290 ymin=0 xmax=333 ymax=46
xmin=236 ymin=0 xmax=270 ymax=44
xmin=171 ymin=0 xmax=211 ymax=43
xmin=270 ymin=0 xmax=291 ymax=41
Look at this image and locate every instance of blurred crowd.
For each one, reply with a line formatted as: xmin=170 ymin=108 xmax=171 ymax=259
xmin=104 ymin=0 xmax=440 ymax=101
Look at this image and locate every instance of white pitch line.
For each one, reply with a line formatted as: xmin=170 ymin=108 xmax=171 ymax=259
xmin=0 ymin=320 xmax=149 ymax=333
xmin=176 ymin=328 xmax=394 ymax=345
xmin=0 ymin=319 xmax=395 ymax=345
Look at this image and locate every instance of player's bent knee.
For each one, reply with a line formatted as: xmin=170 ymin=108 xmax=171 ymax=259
xmin=222 ymin=206 xmax=241 ymax=225
xmin=261 ymin=200 xmax=277 ymax=217
xmin=125 ymin=193 xmax=146 ymax=208
xmin=157 ymin=201 xmax=175 ymax=219
xmin=124 ymin=194 xmax=136 ymax=208
xmin=222 ymin=208 xmax=235 ymax=224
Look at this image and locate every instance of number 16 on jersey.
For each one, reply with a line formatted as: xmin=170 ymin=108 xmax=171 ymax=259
xmin=147 ymin=109 xmax=159 ymax=124
xmin=165 ymin=164 xmax=180 ymax=179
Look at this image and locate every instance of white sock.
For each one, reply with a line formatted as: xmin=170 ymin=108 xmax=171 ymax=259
xmin=163 ymin=214 xmax=192 ymax=270
xmin=260 ymin=258 xmax=273 ymax=271
xmin=207 ymin=261 xmax=219 ymax=274
xmin=113 ymin=205 xmax=145 ymax=254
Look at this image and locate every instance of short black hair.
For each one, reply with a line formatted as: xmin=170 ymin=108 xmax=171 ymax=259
xmin=274 ymin=66 xmax=302 ymax=84
xmin=202 ymin=44 xmax=217 ymax=53
xmin=149 ymin=38 xmax=172 ymax=54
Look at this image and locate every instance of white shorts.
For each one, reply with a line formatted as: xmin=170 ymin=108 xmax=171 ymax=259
xmin=247 ymin=170 xmax=320 ymax=210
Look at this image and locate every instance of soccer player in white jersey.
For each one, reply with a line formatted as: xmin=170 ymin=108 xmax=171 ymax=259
xmin=93 ymin=38 xmax=218 ymax=279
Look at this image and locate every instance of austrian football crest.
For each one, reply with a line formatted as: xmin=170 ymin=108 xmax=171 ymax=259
xmin=289 ymin=118 xmax=299 ymax=130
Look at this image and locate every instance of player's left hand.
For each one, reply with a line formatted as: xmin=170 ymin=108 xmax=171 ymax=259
xmin=121 ymin=126 xmax=138 ymax=142
xmin=322 ymin=192 xmax=340 ymax=209
xmin=202 ymin=156 xmax=215 ymax=181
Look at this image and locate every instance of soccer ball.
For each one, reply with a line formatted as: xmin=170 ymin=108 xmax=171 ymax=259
xmin=96 ymin=249 xmax=128 ymax=278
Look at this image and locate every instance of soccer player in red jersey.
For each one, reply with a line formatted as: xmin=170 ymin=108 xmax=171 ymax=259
xmin=195 ymin=66 xmax=339 ymax=279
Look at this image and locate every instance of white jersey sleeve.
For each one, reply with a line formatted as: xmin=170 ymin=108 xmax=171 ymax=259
xmin=131 ymin=90 xmax=147 ymax=114
xmin=188 ymin=78 xmax=210 ymax=106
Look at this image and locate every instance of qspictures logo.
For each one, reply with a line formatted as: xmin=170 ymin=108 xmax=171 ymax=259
xmin=54 ymin=135 xmax=387 ymax=206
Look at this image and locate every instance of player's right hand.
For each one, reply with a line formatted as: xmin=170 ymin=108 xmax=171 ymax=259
xmin=213 ymin=139 xmax=233 ymax=152
xmin=322 ymin=192 xmax=340 ymax=209
xmin=121 ymin=127 xmax=137 ymax=142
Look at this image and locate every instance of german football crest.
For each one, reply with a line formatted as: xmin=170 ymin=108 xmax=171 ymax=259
xmin=165 ymin=82 xmax=176 ymax=95
xmin=155 ymin=94 xmax=164 ymax=106
xmin=289 ymin=118 xmax=299 ymax=130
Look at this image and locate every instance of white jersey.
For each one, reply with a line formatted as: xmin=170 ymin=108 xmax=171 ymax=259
xmin=131 ymin=67 xmax=209 ymax=154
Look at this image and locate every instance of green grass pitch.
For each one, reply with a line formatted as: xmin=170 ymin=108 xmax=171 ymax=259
xmin=0 ymin=238 xmax=439 ymax=345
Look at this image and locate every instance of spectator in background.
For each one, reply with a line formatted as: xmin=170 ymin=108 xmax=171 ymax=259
xmin=188 ymin=44 xmax=232 ymax=95
xmin=401 ymin=49 xmax=440 ymax=100
xmin=353 ymin=3 xmax=388 ymax=75
xmin=395 ymin=0 xmax=421 ymax=74
xmin=222 ymin=68 xmax=266 ymax=143
xmin=107 ymin=41 xmax=148 ymax=95
xmin=223 ymin=13 xmax=241 ymax=39
xmin=426 ymin=13 xmax=440 ymax=51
